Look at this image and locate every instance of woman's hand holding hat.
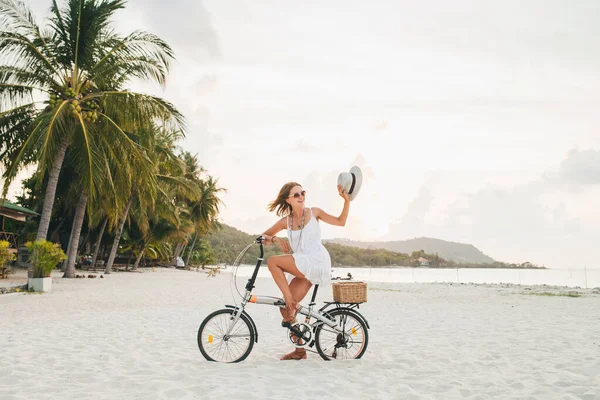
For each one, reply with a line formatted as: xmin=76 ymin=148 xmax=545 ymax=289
xmin=337 ymin=184 xmax=350 ymax=201
xmin=337 ymin=166 xmax=363 ymax=201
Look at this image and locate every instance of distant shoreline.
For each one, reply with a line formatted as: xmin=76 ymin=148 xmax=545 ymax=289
xmin=228 ymin=265 xmax=598 ymax=289
xmin=332 ymin=265 xmax=547 ymax=270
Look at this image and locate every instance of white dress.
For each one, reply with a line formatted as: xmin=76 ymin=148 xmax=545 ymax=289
xmin=287 ymin=208 xmax=331 ymax=285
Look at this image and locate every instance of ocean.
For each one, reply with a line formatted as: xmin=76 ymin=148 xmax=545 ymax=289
xmin=226 ymin=266 xmax=600 ymax=288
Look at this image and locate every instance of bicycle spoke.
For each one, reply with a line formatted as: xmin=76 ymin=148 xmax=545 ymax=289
xmin=315 ymin=310 xmax=368 ymax=360
xmin=231 ymin=320 xmax=247 ymax=336
xmin=199 ymin=310 xmax=253 ymax=362
xmin=228 ymin=338 xmax=246 ymax=355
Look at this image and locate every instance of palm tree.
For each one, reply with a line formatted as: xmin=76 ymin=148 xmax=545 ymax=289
xmin=102 ymin=161 xmax=151 ymax=274
xmin=127 ymin=202 xmax=189 ymax=270
xmin=184 ymin=172 xmax=225 ymax=267
xmin=0 ymin=0 xmax=184 ymax=244
xmin=187 ymin=238 xmax=216 ymax=269
xmin=103 ymin=124 xmax=200 ymax=273
xmin=62 ymin=139 xmax=135 ymax=277
xmin=89 ymin=215 xmax=108 ymax=269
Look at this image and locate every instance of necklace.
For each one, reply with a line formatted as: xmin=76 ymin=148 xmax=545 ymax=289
xmin=289 ymin=208 xmax=306 ymax=254
xmin=292 ymin=208 xmax=305 ymax=229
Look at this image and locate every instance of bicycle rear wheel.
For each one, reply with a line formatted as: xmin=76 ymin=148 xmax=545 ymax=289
xmin=198 ymin=308 xmax=255 ymax=362
xmin=314 ymin=308 xmax=369 ymax=360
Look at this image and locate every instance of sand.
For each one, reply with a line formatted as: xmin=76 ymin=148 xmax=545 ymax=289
xmin=1 ymin=268 xmax=599 ymax=399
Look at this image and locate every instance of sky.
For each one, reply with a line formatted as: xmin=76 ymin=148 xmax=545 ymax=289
xmin=9 ymin=0 xmax=600 ymax=268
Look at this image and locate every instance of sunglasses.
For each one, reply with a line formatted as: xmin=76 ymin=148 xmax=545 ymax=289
xmin=288 ymin=190 xmax=306 ymax=198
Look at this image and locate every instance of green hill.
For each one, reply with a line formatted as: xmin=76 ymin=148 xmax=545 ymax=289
xmin=206 ymin=224 xmax=280 ymax=265
xmin=206 ymin=224 xmax=411 ymax=267
xmin=325 ymin=237 xmax=495 ymax=264
xmin=206 ymin=224 xmax=543 ymax=268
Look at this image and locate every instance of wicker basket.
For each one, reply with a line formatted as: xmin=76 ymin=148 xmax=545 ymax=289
xmin=332 ymin=281 xmax=367 ymax=303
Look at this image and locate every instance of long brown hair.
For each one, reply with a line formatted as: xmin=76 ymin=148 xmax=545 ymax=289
xmin=268 ymin=182 xmax=301 ymax=217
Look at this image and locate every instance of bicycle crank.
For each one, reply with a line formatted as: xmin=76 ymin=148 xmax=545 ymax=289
xmin=287 ymin=322 xmax=312 ymax=348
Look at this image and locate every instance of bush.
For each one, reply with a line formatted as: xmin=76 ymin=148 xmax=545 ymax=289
xmin=0 ymin=240 xmax=14 ymax=266
xmin=26 ymin=240 xmax=66 ymax=278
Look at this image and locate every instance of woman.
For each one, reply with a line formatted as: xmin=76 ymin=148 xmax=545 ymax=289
xmin=262 ymin=182 xmax=350 ymax=360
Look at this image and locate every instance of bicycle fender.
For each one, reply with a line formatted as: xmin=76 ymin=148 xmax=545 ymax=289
xmin=225 ymin=305 xmax=259 ymax=343
xmin=353 ymin=310 xmax=370 ymax=329
xmin=324 ymin=307 xmax=371 ymax=330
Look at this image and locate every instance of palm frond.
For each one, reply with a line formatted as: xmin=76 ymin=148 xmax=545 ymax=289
xmin=0 ymin=65 xmax=52 ymax=92
xmin=0 ymin=0 xmax=38 ymax=33
xmin=0 ymin=83 xmax=37 ymax=111
xmin=95 ymin=91 xmax=185 ymax=132
xmin=73 ymin=114 xmax=99 ymax=197
xmin=0 ymin=0 xmax=60 ymax=67
xmin=95 ymin=110 xmax=157 ymax=184
xmin=36 ymin=99 xmax=72 ymax=176
xmin=49 ymin=0 xmax=68 ymax=52
xmin=97 ymin=55 xmax=168 ymax=89
xmin=157 ymin=174 xmax=201 ymax=202
xmin=0 ymin=102 xmax=37 ymax=166
xmin=90 ymin=30 xmax=174 ymax=87
xmin=0 ymin=31 xmax=60 ymax=79
xmin=50 ymin=0 xmax=126 ymax=69
xmin=1 ymin=110 xmax=61 ymax=198
xmin=187 ymin=175 xmax=226 ymax=234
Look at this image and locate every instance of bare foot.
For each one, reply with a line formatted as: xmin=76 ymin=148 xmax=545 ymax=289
xmin=280 ymin=349 xmax=307 ymax=360
xmin=284 ymin=299 xmax=298 ymax=323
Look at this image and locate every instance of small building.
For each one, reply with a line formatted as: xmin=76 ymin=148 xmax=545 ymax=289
xmin=0 ymin=199 xmax=39 ymax=267
xmin=417 ymin=257 xmax=430 ymax=267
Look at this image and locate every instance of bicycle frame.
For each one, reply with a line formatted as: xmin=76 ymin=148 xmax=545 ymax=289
xmin=247 ymin=295 xmax=341 ymax=329
xmin=224 ymin=237 xmax=347 ymax=337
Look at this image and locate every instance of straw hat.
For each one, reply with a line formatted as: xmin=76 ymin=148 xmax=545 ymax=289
xmin=337 ymin=166 xmax=363 ymax=201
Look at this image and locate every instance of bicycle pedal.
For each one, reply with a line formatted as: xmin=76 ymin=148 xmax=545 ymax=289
xmin=281 ymin=319 xmax=297 ymax=329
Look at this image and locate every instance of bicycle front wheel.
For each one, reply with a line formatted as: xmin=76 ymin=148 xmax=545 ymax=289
xmin=198 ymin=308 xmax=255 ymax=362
xmin=315 ymin=308 xmax=369 ymax=360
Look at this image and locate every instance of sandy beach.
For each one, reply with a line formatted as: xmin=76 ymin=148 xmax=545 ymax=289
xmin=1 ymin=268 xmax=599 ymax=399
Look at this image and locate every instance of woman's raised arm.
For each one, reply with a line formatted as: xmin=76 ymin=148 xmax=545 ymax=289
xmin=313 ymin=184 xmax=351 ymax=226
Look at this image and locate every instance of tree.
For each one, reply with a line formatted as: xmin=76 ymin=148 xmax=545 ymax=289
xmin=104 ymin=124 xmax=199 ymax=273
xmin=0 ymin=0 xmax=183 ymax=246
xmin=188 ymin=239 xmax=216 ymax=268
xmin=183 ymin=158 xmax=225 ymax=266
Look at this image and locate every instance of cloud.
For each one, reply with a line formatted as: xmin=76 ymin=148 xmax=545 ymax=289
xmin=555 ymin=149 xmax=600 ymax=185
xmin=387 ymin=186 xmax=434 ymax=239
xmin=388 ymin=182 xmax=584 ymax=265
xmin=126 ymin=0 xmax=222 ymax=62
xmin=291 ymin=140 xmax=319 ymax=153
xmin=192 ymin=76 xmax=219 ymax=96
xmin=229 ymin=215 xmax=275 ymax=237
xmin=385 ymin=149 xmax=600 ymax=267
